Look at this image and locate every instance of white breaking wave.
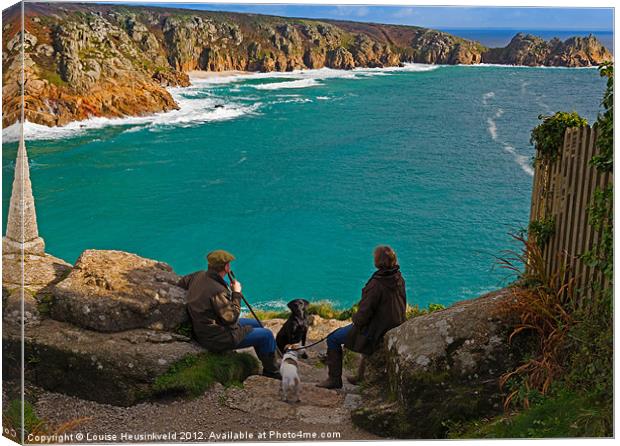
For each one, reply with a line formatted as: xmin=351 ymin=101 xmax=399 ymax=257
xmin=486 ymin=118 xmax=498 ymax=140
xmin=484 ymin=105 xmax=534 ymax=177
xmin=482 ymin=91 xmax=495 ymax=105
xmin=458 ymin=63 xmax=599 ymax=70
xmin=486 ymin=108 xmax=504 ymax=141
xmin=355 ymin=63 xmax=441 ymax=74
xmin=3 ymin=93 xmax=259 ymax=142
xmin=275 ymin=97 xmax=313 ymax=104
xmin=189 ymin=63 xmax=440 ymax=86
xmin=252 ymin=79 xmax=321 ymax=90
xmin=503 ymin=145 xmax=534 ymax=176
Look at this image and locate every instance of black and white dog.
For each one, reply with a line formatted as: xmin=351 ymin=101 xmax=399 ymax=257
xmin=276 ymin=299 xmax=309 ymax=358
xmin=279 ymin=347 xmax=301 ymax=403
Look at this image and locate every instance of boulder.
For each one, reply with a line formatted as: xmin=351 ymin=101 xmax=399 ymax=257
xmin=51 ymin=250 xmax=188 ymax=332
xmin=351 ymin=288 xmax=523 ymax=438
xmin=2 ymin=253 xmax=71 ymax=294
xmin=2 ymin=253 xmax=72 ymax=326
xmin=2 ymin=319 xmax=202 ymax=406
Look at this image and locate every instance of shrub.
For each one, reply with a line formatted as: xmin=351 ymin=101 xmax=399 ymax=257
xmin=530 ymin=112 xmax=588 ymax=162
xmin=497 ymin=232 xmax=576 ymax=408
xmin=450 ymin=389 xmax=611 ymax=438
xmin=528 ymin=217 xmax=555 ymax=248
xmin=405 ymin=303 xmax=445 ymax=319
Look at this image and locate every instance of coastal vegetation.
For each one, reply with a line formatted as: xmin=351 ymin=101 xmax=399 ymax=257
xmin=1 ymin=2 xmax=612 ymax=128
xmin=530 ymin=111 xmax=589 ymax=161
xmin=450 ymin=63 xmax=614 ymax=438
xmin=252 ymin=301 xmax=445 ymax=321
xmin=2 ymin=399 xmax=89 ymax=443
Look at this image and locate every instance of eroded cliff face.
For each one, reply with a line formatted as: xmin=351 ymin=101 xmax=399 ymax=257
xmin=1 ymin=3 xmax=612 ymax=128
xmin=483 ymin=32 xmax=612 ymax=67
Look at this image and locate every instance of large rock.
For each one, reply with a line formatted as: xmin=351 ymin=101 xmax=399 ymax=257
xmin=2 ymin=319 xmax=202 ymax=406
xmin=51 ymin=250 xmax=188 ymax=332
xmin=351 ymin=288 xmax=523 ymax=438
xmin=482 ymin=33 xmax=612 ymax=67
xmin=2 ymin=253 xmax=72 ymax=326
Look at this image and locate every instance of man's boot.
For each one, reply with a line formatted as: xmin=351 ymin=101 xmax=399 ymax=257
xmin=347 ymin=355 xmax=366 ymax=385
xmin=316 ymin=348 xmax=343 ymax=389
xmin=258 ymin=352 xmax=282 ymax=380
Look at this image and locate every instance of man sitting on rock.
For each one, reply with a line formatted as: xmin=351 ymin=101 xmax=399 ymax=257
xmin=178 ymin=250 xmax=281 ymax=379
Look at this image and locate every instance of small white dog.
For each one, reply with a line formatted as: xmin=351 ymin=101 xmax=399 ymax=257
xmin=280 ymin=348 xmax=301 ymax=403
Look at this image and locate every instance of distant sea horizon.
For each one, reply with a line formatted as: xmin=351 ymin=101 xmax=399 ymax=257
xmin=440 ymin=28 xmax=614 ymax=53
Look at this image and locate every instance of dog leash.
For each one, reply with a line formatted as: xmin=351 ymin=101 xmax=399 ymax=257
xmin=284 ymin=327 xmax=341 ymax=352
xmin=228 ymin=270 xmax=284 ymax=357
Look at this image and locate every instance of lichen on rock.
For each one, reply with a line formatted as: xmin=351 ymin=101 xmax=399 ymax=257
xmin=352 ymin=288 xmax=526 ymax=438
xmin=51 ymin=249 xmax=188 ymax=332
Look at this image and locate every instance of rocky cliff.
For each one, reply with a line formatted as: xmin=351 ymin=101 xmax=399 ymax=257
xmin=2 ymin=3 xmax=612 ymax=128
xmin=483 ymin=32 xmax=612 ymax=67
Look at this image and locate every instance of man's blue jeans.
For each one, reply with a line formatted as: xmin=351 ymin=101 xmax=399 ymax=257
xmin=327 ymin=323 xmax=354 ymax=351
xmin=236 ymin=318 xmax=277 ymax=356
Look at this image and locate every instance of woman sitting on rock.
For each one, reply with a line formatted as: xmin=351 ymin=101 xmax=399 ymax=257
xmin=317 ymin=245 xmax=407 ymax=389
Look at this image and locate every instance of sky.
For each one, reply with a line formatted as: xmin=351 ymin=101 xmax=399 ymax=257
xmin=123 ymin=3 xmax=614 ymax=31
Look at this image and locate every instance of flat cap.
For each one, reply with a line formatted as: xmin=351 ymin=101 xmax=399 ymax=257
xmin=206 ymin=249 xmax=235 ymax=267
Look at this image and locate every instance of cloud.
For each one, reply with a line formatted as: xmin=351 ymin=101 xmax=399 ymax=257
xmin=332 ymin=6 xmax=370 ymax=18
xmin=389 ymin=7 xmax=419 ymax=19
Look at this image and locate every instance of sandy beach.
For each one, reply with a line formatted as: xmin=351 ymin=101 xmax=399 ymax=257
xmin=188 ymin=69 xmax=251 ymax=79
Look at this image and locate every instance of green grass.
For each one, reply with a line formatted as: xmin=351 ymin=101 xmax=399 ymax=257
xmin=38 ymin=68 xmax=67 ymax=87
xmin=175 ymin=320 xmax=194 ymax=338
xmin=253 ymin=300 xmax=354 ymax=321
xmin=406 ymin=303 xmax=445 ymax=319
xmin=153 ymin=351 xmax=259 ymax=397
xmin=450 ymin=390 xmax=612 ymax=438
xmin=253 ymin=301 xmax=445 ymax=322
xmin=3 ymin=400 xmax=43 ymax=436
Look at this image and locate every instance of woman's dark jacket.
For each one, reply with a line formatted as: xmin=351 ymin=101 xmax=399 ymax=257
xmin=345 ymin=266 xmax=407 ymax=355
xmin=178 ymin=270 xmax=252 ymax=352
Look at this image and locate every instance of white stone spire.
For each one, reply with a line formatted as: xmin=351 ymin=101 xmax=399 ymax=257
xmin=3 ymin=133 xmax=45 ymax=255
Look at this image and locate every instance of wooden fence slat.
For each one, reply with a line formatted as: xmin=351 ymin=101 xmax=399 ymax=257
xmin=529 ymin=126 xmax=610 ymax=301
xmin=576 ymin=128 xmax=596 ymax=297
xmin=583 ymin=131 xmax=601 ymax=301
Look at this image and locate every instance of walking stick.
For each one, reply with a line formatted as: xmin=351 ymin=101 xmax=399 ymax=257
xmin=228 ymin=270 xmax=283 ymax=357
xmin=228 ymin=270 xmax=265 ymax=328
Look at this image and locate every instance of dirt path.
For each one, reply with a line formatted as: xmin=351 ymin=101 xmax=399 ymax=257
xmin=30 ymin=337 xmax=379 ymax=442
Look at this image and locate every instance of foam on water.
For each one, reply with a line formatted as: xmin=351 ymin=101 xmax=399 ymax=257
xmin=482 ymin=91 xmax=495 ymax=105
xmin=1 ymin=64 xmax=474 ymax=143
xmin=252 ymin=79 xmax=321 ymax=90
xmin=459 ymin=63 xmax=599 ymax=70
xmin=3 ymin=93 xmax=258 ymax=142
xmin=503 ymin=145 xmax=534 ymax=176
xmin=2 ymin=63 xmax=603 ymax=307
xmin=189 ymin=63 xmax=439 ymax=85
xmin=486 ymin=108 xmax=504 ymax=141
xmin=483 ymin=102 xmax=533 ymax=177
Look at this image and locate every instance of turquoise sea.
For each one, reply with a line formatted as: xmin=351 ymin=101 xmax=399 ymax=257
xmin=2 ymin=64 xmax=607 ymax=310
